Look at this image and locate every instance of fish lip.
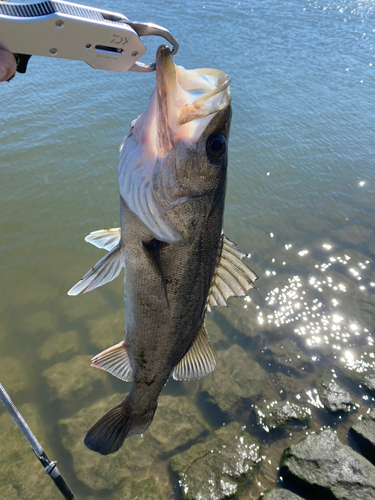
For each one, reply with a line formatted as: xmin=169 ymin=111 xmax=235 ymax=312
xmin=155 ymin=45 xmax=176 ymax=151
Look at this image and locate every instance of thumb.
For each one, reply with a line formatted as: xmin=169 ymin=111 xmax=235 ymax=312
xmin=0 ymin=49 xmax=17 ymax=82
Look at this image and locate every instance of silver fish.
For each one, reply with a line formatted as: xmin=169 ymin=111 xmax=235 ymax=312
xmin=69 ymin=46 xmax=258 ymax=455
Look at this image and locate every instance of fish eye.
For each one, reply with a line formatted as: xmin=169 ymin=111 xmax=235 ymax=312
xmin=206 ymin=134 xmax=226 ymax=162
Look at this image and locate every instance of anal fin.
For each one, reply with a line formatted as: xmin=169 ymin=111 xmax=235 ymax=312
xmin=207 ymin=235 xmax=259 ymax=312
xmin=91 ymin=340 xmax=134 ymax=382
xmin=172 ymin=322 xmax=216 ymax=381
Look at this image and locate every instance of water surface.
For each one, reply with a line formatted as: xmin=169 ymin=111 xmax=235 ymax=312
xmin=1 ymin=0 xmax=375 ymax=498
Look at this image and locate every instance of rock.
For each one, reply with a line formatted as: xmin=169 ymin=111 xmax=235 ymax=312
xmin=333 ymin=225 xmax=372 ymax=246
xmin=87 ymin=309 xmax=125 ymax=351
xmin=0 ymin=403 xmax=57 ymax=500
xmin=316 ymin=374 xmax=355 ymax=412
xmin=21 ymin=310 xmax=58 ymax=339
xmin=205 ymin=315 xmax=229 ymax=346
xmin=264 ymin=339 xmax=312 ymax=374
xmin=58 ymin=393 xmax=158 ymax=490
xmin=280 ymin=428 xmax=375 ymax=499
xmin=340 ymin=358 xmax=375 ymax=395
xmin=58 ymin=393 xmax=209 ymax=492
xmin=262 ymin=489 xmax=305 ymax=499
xmin=0 ymin=357 xmax=29 ymax=396
xmin=271 ymin=373 xmax=300 ymax=395
xmin=119 ymin=476 xmax=163 ymax=500
xmin=42 ymin=355 xmax=111 ymax=409
xmin=362 ymin=373 xmax=375 ymax=392
xmin=39 ymin=330 xmax=80 ymax=361
xmin=148 ymin=395 xmax=209 ymax=454
xmin=255 ymin=400 xmax=311 ymax=432
xmin=61 ymin=292 xmax=109 ymax=322
xmin=171 ymin=421 xmax=261 ymax=500
xmin=350 ymin=409 xmax=375 ymax=465
xmin=200 ymin=344 xmax=272 ymax=416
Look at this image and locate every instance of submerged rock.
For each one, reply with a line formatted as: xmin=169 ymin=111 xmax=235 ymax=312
xmin=58 ymin=393 xmax=157 ymax=490
xmin=148 ymin=395 xmax=209 ymax=454
xmin=280 ymin=428 xmax=375 ymax=499
xmin=42 ymin=354 xmax=111 ymax=408
xmin=200 ymin=344 xmax=272 ymax=416
xmin=0 ymin=357 xmax=28 ymax=397
xmin=119 ymin=476 xmax=163 ymax=500
xmin=262 ymin=489 xmax=305 ymax=500
xmin=350 ymin=409 xmax=375 ymax=465
xmin=87 ymin=308 xmax=125 ymax=351
xmin=255 ymin=400 xmax=311 ymax=432
xmin=0 ymin=403 xmax=57 ymax=500
xmin=58 ymin=393 xmax=209 ymax=491
xmin=171 ymin=421 xmax=261 ymax=500
xmin=21 ymin=310 xmax=58 ymax=339
xmin=39 ymin=330 xmax=80 ymax=361
xmin=316 ymin=374 xmax=355 ymax=412
xmin=264 ymin=339 xmax=312 ymax=374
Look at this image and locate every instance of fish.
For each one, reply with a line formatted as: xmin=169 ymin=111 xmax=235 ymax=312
xmin=68 ymin=45 xmax=258 ymax=455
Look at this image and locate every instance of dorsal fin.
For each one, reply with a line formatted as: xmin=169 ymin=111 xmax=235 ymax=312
xmin=91 ymin=340 xmax=133 ymax=382
xmin=207 ymin=235 xmax=259 ymax=312
xmin=85 ymin=228 xmax=121 ymax=251
xmin=172 ymin=322 xmax=216 ymax=381
xmin=68 ymin=242 xmax=124 ymax=296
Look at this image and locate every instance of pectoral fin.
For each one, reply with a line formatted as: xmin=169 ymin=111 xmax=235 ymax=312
xmin=172 ymin=322 xmax=216 ymax=381
xmin=68 ymin=242 xmax=124 ymax=296
xmin=91 ymin=340 xmax=134 ymax=382
xmin=207 ymin=235 xmax=259 ymax=312
xmin=85 ymin=228 xmax=121 ymax=251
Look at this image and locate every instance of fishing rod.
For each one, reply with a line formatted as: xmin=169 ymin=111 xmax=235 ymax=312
xmin=0 ymin=383 xmax=76 ymax=500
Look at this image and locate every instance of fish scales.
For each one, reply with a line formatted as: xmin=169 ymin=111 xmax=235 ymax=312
xmin=68 ymin=45 xmax=258 ymax=455
xmin=121 ymin=185 xmax=224 ymax=389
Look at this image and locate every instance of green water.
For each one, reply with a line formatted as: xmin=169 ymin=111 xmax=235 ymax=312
xmin=1 ymin=0 xmax=375 ymax=498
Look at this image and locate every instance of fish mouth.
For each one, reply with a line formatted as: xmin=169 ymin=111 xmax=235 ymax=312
xmin=155 ymin=45 xmax=231 ymax=145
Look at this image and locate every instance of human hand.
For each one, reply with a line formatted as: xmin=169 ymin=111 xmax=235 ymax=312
xmin=0 ymin=49 xmax=17 ymax=81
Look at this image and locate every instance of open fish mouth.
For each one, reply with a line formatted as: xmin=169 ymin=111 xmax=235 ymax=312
xmin=118 ymin=46 xmax=232 ymax=244
xmin=155 ymin=45 xmax=231 ymax=144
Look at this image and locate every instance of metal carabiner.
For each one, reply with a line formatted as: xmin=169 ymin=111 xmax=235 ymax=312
xmin=123 ymin=21 xmax=179 ymax=72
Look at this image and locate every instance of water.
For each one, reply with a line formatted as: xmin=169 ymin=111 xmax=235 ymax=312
xmin=1 ymin=0 xmax=374 ymax=498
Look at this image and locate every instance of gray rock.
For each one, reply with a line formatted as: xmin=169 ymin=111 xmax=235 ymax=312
xmin=87 ymin=308 xmax=125 ymax=350
xmin=255 ymin=400 xmax=311 ymax=431
xmin=119 ymin=476 xmax=163 ymax=500
xmin=0 ymin=403 xmax=57 ymax=500
xmin=148 ymin=395 xmax=209 ymax=454
xmin=58 ymin=393 xmax=158 ymax=490
xmin=58 ymin=393 xmax=209 ymax=491
xmin=333 ymin=225 xmax=372 ymax=246
xmin=21 ymin=310 xmax=58 ymax=339
xmin=171 ymin=421 xmax=261 ymax=500
xmin=362 ymin=373 xmax=375 ymax=392
xmin=39 ymin=330 xmax=80 ymax=361
xmin=61 ymin=292 xmax=109 ymax=322
xmin=201 ymin=344 xmax=273 ymax=416
xmin=42 ymin=355 xmax=111 ymax=408
xmin=280 ymin=428 xmax=375 ymax=499
xmin=316 ymin=374 xmax=355 ymax=412
xmin=340 ymin=359 xmax=375 ymax=395
xmin=264 ymin=340 xmax=312 ymax=373
xmin=350 ymin=409 xmax=375 ymax=465
xmin=262 ymin=489 xmax=305 ymax=500
xmin=0 ymin=357 xmax=29 ymax=396
xmin=205 ymin=315 xmax=229 ymax=346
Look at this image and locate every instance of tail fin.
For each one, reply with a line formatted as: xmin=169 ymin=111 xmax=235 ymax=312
xmin=84 ymin=399 xmax=157 ymax=455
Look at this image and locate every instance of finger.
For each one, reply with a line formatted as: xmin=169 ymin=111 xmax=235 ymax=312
xmin=0 ymin=49 xmax=17 ymax=82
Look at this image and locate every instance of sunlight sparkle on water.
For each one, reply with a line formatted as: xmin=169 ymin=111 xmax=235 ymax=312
xmin=259 ymin=243 xmax=373 ymax=371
